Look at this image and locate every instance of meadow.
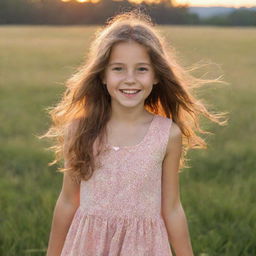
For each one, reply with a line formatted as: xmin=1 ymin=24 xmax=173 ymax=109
xmin=0 ymin=25 xmax=255 ymax=256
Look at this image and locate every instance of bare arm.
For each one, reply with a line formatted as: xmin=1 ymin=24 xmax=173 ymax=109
xmin=46 ymin=120 xmax=81 ymax=256
xmin=161 ymin=122 xmax=194 ymax=256
xmin=46 ymin=172 xmax=80 ymax=256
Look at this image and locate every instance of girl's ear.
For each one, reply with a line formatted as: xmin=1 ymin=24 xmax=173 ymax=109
xmin=153 ymin=77 xmax=159 ymax=85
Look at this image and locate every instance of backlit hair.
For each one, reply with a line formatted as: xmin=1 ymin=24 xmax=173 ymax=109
xmin=39 ymin=9 xmax=228 ymax=183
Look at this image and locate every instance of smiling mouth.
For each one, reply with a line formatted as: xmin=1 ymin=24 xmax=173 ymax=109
xmin=119 ymin=89 xmax=141 ymax=95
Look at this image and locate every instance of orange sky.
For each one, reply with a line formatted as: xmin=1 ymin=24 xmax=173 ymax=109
xmin=62 ymin=0 xmax=256 ymax=7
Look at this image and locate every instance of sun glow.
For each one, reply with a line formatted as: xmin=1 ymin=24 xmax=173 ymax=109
xmin=61 ymin=0 xmax=100 ymax=2
xmin=129 ymin=0 xmax=162 ymax=3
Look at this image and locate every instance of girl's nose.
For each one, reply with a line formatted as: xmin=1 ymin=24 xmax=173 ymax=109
xmin=124 ymin=70 xmax=136 ymax=84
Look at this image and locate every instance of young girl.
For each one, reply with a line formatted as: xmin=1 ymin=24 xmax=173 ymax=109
xmin=43 ymin=10 xmax=227 ymax=256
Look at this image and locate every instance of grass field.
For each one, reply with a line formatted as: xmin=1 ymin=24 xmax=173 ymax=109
xmin=0 ymin=25 xmax=255 ymax=256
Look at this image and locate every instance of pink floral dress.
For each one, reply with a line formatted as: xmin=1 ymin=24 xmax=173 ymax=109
xmin=60 ymin=114 xmax=173 ymax=256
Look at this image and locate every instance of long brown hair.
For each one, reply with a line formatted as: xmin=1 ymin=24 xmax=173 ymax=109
xmin=39 ymin=10 xmax=228 ymax=184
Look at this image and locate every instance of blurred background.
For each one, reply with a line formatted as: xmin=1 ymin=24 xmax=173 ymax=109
xmin=0 ymin=0 xmax=255 ymax=255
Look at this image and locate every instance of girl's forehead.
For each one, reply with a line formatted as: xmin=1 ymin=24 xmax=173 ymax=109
xmin=108 ymin=41 xmax=151 ymax=64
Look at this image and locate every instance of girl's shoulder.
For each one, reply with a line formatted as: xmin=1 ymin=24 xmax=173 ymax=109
xmin=155 ymin=115 xmax=182 ymax=154
xmin=156 ymin=115 xmax=180 ymax=135
xmin=155 ymin=114 xmax=173 ymax=131
xmin=166 ymin=120 xmax=182 ymax=156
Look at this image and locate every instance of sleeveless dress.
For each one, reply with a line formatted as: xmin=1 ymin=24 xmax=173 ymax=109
xmin=60 ymin=114 xmax=173 ymax=256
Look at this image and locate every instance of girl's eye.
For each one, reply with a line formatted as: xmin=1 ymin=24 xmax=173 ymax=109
xmin=138 ymin=67 xmax=148 ymax=72
xmin=112 ymin=67 xmax=123 ymax=71
xmin=111 ymin=67 xmax=148 ymax=72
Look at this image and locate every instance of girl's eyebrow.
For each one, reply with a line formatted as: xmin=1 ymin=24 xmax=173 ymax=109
xmin=108 ymin=62 xmax=152 ymax=66
xmin=137 ymin=63 xmax=152 ymax=66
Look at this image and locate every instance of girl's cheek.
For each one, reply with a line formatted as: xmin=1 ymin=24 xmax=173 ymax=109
xmin=139 ymin=76 xmax=154 ymax=85
xmin=111 ymin=76 xmax=124 ymax=84
xmin=106 ymin=78 xmax=121 ymax=88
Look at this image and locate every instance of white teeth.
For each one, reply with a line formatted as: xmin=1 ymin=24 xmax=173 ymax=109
xmin=120 ymin=90 xmax=140 ymax=94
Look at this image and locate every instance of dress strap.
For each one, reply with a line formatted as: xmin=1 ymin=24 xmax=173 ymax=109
xmin=153 ymin=115 xmax=173 ymax=158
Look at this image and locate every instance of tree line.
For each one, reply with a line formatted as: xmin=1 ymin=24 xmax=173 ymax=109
xmin=0 ymin=0 xmax=255 ymax=26
xmin=202 ymin=9 xmax=256 ymax=26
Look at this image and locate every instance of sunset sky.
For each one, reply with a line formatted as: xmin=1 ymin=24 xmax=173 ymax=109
xmin=62 ymin=0 xmax=256 ymax=7
xmin=173 ymin=0 xmax=256 ymax=7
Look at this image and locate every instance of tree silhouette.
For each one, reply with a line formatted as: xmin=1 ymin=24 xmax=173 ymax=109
xmin=1 ymin=0 xmax=255 ymax=26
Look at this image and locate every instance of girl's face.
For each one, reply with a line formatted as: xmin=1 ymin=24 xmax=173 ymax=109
xmin=102 ymin=40 xmax=158 ymax=109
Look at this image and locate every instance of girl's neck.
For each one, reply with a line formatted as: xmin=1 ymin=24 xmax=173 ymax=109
xmin=109 ymin=109 xmax=152 ymax=125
